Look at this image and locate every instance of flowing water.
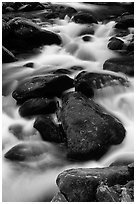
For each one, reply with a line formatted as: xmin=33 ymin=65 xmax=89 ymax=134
xmin=2 ymin=3 xmax=134 ymax=202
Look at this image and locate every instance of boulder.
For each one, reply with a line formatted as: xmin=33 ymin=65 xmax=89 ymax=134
xmin=108 ymin=37 xmax=124 ymax=50
xmin=74 ymin=71 xmax=129 ymax=97
xmin=51 ymin=192 xmax=68 ymax=202
xmin=2 ymin=46 xmax=16 ymax=63
xmin=59 ymin=92 xmax=126 ymax=160
xmin=72 ymin=12 xmax=98 ymax=24
xmin=56 ymin=163 xmax=133 ymax=202
xmin=12 ymin=74 xmax=74 ymax=103
xmin=103 ymin=55 xmax=134 ymax=76
xmin=34 ymin=116 xmax=64 ymax=143
xmin=19 ymin=98 xmax=58 ymax=117
xmin=2 ymin=17 xmax=61 ymax=54
xmin=115 ymin=14 xmax=134 ymax=29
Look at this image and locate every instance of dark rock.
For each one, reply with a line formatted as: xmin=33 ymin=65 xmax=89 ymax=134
xmin=51 ymin=192 xmax=68 ymax=202
xmin=18 ymin=3 xmax=45 ymax=12
xmin=64 ymin=7 xmax=77 ymax=18
xmin=115 ymin=14 xmax=134 ymax=29
xmin=2 ymin=46 xmax=16 ymax=63
xmin=75 ymin=71 xmax=129 ymax=97
xmin=72 ymin=12 xmax=98 ymax=24
xmin=59 ymin=92 xmax=126 ymax=160
xmin=78 ymin=26 xmax=94 ymax=36
xmin=115 ymin=29 xmax=130 ymax=37
xmin=52 ymin=69 xmax=71 ymax=75
xmin=127 ymin=42 xmax=134 ymax=52
xmin=5 ymin=6 xmax=14 ymax=12
xmin=82 ymin=35 xmax=92 ymax=42
xmin=96 ymin=184 xmax=120 ymax=202
xmin=19 ymin=98 xmax=57 ymax=117
xmin=12 ymin=75 xmax=74 ymax=103
xmin=4 ymin=141 xmax=50 ymax=161
xmin=108 ymin=37 xmax=124 ymax=50
xmin=23 ymin=62 xmax=34 ymax=68
xmin=103 ymin=55 xmax=134 ymax=76
xmin=69 ymin=66 xmax=84 ymax=71
xmin=3 ymin=17 xmax=61 ymax=54
xmin=56 ymin=164 xmax=133 ymax=202
xmin=34 ymin=115 xmax=63 ymax=143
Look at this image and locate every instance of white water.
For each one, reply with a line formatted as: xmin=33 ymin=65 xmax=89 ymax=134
xmin=2 ymin=5 xmax=134 ymax=202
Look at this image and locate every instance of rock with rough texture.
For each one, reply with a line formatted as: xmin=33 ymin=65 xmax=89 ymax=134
xmin=3 ymin=17 xmax=61 ymax=53
xmin=103 ymin=55 xmax=134 ymax=76
xmin=12 ymin=75 xmax=74 ymax=103
xmin=56 ymin=163 xmax=133 ymax=202
xmin=2 ymin=46 xmax=16 ymax=63
xmin=34 ymin=116 xmax=64 ymax=143
xmin=75 ymin=71 xmax=129 ymax=97
xmin=108 ymin=37 xmax=124 ymax=50
xmin=72 ymin=12 xmax=98 ymax=24
xmin=51 ymin=192 xmax=68 ymax=202
xmin=59 ymin=92 xmax=126 ymax=160
xmin=96 ymin=184 xmax=120 ymax=202
xmin=19 ymin=98 xmax=58 ymax=117
xmin=115 ymin=14 xmax=134 ymax=29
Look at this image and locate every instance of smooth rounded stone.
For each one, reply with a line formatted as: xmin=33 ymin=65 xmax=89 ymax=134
xmin=82 ymin=35 xmax=92 ymax=42
xmin=2 ymin=46 xmax=16 ymax=63
xmin=34 ymin=116 xmax=63 ymax=143
xmin=12 ymin=75 xmax=74 ymax=103
xmin=56 ymin=164 xmax=133 ymax=202
xmin=19 ymin=98 xmax=58 ymax=117
xmin=64 ymin=7 xmax=77 ymax=18
xmin=103 ymin=55 xmax=134 ymax=76
xmin=52 ymin=69 xmax=71 ymax=75
xmin=96 ymin=184 xmax=120 ymax=202
xmin=108 ymin=37 xmax=124 ymax=50
xmin=59 ymin=92 xmax=126 ymax=160
xmin=3 ymin=17 xmax=61 ymax=53
xmin=4 ymin=141 xmax=51 ymax=161
xmin=72 ymin=12 xmax=98 ymax=24
xmin=23 ymin=62 xmax=34 ymax=68
xmin=51 ymin=192 xmax=68 ymax=202
xmin=115 ymin=14 xmax=134 ymax=29
xmin=75 ymin=71 xmax=129 ymax=97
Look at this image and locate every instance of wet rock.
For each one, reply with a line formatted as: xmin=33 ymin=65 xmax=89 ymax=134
xmin=56 ymin=164 xmax=133 ymax=202
xmin=69 ymin=66 xmax=84 ymax=71
xmin=108 ymin=37 xmax=124 ymax=50
xmin=18 ymin=3 xmax=45 ymax=12
xmin=64 ymin=7 xmax=77 ymax=18
xmin=19 ymin=98 xmax=57 ymax=117
xmin=59 ymin=92 xmax=126 ymax=160
xmin=51 ymin=192 xmax=68 ymax=202
xmin=52 ymin=69 xmax=71 ymax=75
xmin=34 ymin=116 xmax=63 ymax=143
xmin=82 ymin=35 xmax=92 ymax=42
xmin=12 ymin=75 xmax=74 ymax=103
xmin=2 ymin=46 xmax=16 ymax=63
xmin=3 ymin=17 xmax=61 ymax=54
xmin=23 ymin=62 xmax=34 ymax=68
xmin=96 ymin=184 xmax=120 ymax=202
xmin=115 ymin=29 xmax=130 ymax=37
xmin=72 ymin=12 xmax=98 ymax=24
xmin=103 ymin=55 xmax=134 ymax=76
xmin=115 ymin=14 xmax=134 ymax=29
xmin=4 ymin=142 xmax=50 ymax=161
xmin=75 ymin=71 xmax=129 ymax=97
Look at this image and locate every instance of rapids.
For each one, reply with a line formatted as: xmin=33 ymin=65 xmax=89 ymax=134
xmin=2 ymin=3 xmax=134 ymax=202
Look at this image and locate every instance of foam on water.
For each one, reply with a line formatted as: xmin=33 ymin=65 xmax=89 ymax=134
xmin=2 ymin=8 xmax=134 ymax=202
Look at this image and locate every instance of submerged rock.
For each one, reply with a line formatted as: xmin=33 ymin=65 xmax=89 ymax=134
xmin=19 ymin=98 xmax=58 ymax=117
xmin=59 ymin=92 xmax=126 ymax=160
xmin=51 ymin=192 xmax=68 ymax=202
xmin=3 ymin=17 xmax=61 ymax=54
xmin=34 ymin=115 xmax=63 ymax=143
xmin=12 ymin=74 xmax=74 ymax=103
xmin=103 ymin=55 xmax=134 ymax=76
xmin=56 ymin=163 xmax=133 ymax=202
xmin=75 ymin=71 xmax=129 ymax=97
xmin=2 ymin=46 xmax=16 ymax=63
xmin=72 ymin=12 xmax=98 ymax=24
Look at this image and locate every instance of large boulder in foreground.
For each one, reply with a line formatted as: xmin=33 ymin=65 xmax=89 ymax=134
xmin=12 ymin=74 xmax=74 ymax=104
xmin=56 ymin=163 xmax=134 ymax=202
xmin=103 ymin=55 xmax=134 ymax=76
xmin=59 ymin=92 xmax=126 ymax=160
xmin=2 ymin=17 xmax=62 ymax=54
